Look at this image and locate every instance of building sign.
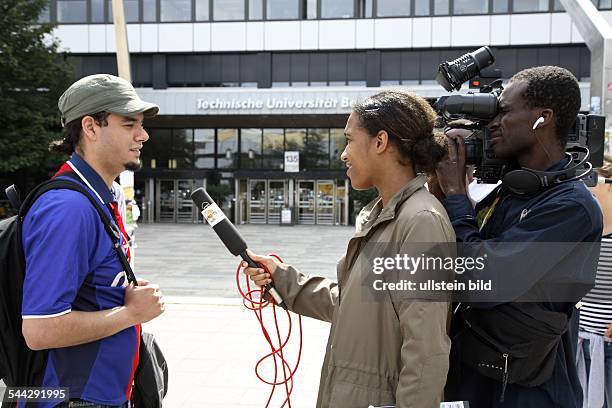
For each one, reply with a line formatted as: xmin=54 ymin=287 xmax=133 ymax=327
xmin=284 ymin=151 xmax=299 ymax=173
xmin=135 ymin=84 xmax=590 ymax=116
xmin=196 ymin=97 xmax=355 ymax=111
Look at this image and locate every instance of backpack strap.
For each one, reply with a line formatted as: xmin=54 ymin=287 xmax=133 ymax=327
xmin=4 ymin=185 xmax=21 ymax=210
xmin=19 ymin=178 xmax=138 ymax=285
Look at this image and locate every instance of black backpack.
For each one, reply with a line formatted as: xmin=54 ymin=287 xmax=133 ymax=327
xmin=0 ymin=177 xmax=135 ymax=405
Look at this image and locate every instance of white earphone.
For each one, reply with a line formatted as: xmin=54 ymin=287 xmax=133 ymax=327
xmin=532 ymin=116 xmax=545 ymax=130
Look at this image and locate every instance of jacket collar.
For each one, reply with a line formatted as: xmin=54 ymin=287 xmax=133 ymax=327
xmin=354 ymin=174 xmax=427 ymax=237
xmin=67 ymin=153 xmax=114 ymax=205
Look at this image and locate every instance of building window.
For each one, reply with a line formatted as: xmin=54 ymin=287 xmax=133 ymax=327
xmin=142 ymin=129 xmax=172 ymax=169
xmin=57 ymin=0 xmax=87 ymax=23
xmin=330 ymin=128 xmax=346 ymax=169
xmin=91 ymin=0 xmax=104 ymax=22
xmin=161 ymin=0 xmax=192 ymax=21
xmin=263 ymin=129 xmax=284 ymax=169
xmin=434 ymin=0 xmax=449 ymax=15
xmin=240 ymin=128 xmax=262 ymax=169
xmin=453 ymin=0 xmax=488 ymax=14
xmin=213 ymin=0 xmax=245 ymax=20
xmin=38 ymin=4 xmax=51 ymax=22
xmin=267 ymin=0 xmax=299 ymax=19
xmin=358 ymin=0 xmax=373 ymax=17
xmin=377 ymin=0 xmax=411 ymax=17
xmin=414 ymin=0 xmax=430 ymax=16
xmin=143 ymin=0 xmax=157 ymax=21
xmin=600 ymin=0 xmax=612 ymax=9
xmin=107 ymin=0 xmax=140 ymax=22
xmin=172 ymin=129 xmax=194 ymax=169
xmin=492 ymin=0 xmax=509 ymax=13
xmin=196 ymin=0 xmax=209 ymax=20
xmin=249 ymin=0 xmax=263 ymax=19
xmin=513 ymin=0 xmax=549 ymax=12
xmin=194 ymin=129 xmax=215 ymax=169
xmin=217 ymin=129 xmax=238 ymax=168
xmin=306 ymin=129 xmax=330 ymax=168
xmin=285 ymin=128 xmax=306 ymax=150
xmin=306 ymin=0 xmax=317 ymax=18
xmin=321 ymin=0 xmax=354 ymax=18
xmin=285 ymin=128 xmax=306 ymax=169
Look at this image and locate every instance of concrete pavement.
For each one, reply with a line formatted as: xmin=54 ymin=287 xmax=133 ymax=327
xmin=0 ymin=224 xmax=354 ymax=407
xmin=136 ymin=223 xmax=353 ymax=407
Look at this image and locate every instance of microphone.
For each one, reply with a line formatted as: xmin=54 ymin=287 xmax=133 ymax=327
xmin=190 ymin=187 xmax=287 ymax=310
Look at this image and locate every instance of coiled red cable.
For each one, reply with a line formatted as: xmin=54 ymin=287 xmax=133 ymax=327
xmin=235 ymin=254 xmax=303 ymax=408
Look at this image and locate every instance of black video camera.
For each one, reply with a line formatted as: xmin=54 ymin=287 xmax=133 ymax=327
xmin=434 ymin=46 xmax=604 ymax=185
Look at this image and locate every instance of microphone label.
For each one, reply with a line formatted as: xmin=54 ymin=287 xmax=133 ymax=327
xmin=201 ymin=202 xmax=226 ymax=227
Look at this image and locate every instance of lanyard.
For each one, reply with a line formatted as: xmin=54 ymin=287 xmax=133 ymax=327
xmin=478 ymin=193 xmax=503 ymax=232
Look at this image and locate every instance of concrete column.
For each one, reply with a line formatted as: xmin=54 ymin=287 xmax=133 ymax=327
xmin=147 ymin=178 xmax=155 ymax=223
xmin=235 ymin=178 xmax=240 ymax=224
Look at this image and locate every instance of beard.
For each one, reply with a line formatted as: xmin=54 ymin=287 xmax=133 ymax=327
xmin=124 ymin=160 xmax=142 ymax=172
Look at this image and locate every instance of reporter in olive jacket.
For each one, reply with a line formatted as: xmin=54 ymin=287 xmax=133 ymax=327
xmin=244 ymin=91 xmax=455 ymax=408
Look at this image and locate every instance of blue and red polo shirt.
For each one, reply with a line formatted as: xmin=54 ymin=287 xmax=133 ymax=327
xmin=21 ymin=153 xmax=140 ymax=407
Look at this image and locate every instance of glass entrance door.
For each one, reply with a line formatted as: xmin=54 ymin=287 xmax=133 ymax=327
xmin=176 ymin=180 xmax=195 ymax=223
xmin=248 ymin=180 xmax=266 ymax=224
xmin=268 ymin=180 xmax=287 ymax=224
xmin=156 ymin=179 xmax=197 ymax=223
xmin=247 ymin=179 xmax=288 ymax=224
xmin=157 ymin=180 xmax=175 ymax=222
xmin=316 ymin=180 xmax=335 ymax=225
xmin=297 ymin=180 xmax=315 ymax=224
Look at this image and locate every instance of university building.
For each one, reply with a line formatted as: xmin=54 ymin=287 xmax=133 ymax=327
xmin=43 ymin=0 xmax=608 ymax=224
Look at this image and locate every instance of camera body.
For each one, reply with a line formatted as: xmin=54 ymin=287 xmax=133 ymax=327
xmin=434 ymin=47 xmax=605 ymax=185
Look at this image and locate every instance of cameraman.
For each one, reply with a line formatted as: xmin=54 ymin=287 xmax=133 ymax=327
xmin=432 ymin=66 xmax=603 ymax=407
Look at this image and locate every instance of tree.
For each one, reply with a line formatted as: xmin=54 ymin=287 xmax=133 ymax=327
xmin=0 ymin=0 xmax=73 ymax=192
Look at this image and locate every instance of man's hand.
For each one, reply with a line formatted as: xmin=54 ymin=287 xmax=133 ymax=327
xmin=242 ymin=250 xmax=283 ymax=287
xmin=124 ymin=279 xmax=165 ymax=324
xmin=435 ymin=129 xmax=471 ymax=197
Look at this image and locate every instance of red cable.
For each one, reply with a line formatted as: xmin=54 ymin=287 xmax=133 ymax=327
xmin=235 ymin=254 xmax=303 ymax=408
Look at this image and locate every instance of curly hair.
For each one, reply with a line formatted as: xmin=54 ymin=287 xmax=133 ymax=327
xmin=352 ymin=90 xmax=446 ymax=173
xmin=510 ymin=66 xmax=581 ymax=147
xmin=49 ymin=111 xmax=111 ymax=155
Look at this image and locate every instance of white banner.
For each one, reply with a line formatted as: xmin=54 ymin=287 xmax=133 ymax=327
xmin=284 ymin=151 xmax=299 ymax=173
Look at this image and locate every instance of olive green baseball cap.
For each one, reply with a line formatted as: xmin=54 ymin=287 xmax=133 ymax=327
xmin=58 ymin=74 xmax=159 ymax=126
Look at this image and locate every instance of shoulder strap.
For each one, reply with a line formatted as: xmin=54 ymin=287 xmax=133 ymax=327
xmin=19 ymin=178 xmax=138 ymax=285
xmin=4 ymin=185 xmax=21 ymax=210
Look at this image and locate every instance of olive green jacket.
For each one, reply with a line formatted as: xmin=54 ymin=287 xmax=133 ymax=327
xmin=272 ymin=175 xmax=455 ymax=408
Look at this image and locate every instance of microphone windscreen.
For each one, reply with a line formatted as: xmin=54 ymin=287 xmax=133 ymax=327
xmin=190 ymin=187 xmax=248 ymax=256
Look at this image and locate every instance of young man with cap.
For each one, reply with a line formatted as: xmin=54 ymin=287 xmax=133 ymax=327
xmin=20 ymin=74 xmax=165 ymax=408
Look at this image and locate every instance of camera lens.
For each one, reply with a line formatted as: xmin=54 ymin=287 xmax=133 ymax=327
xmin=436 ymin=46 xmax=495 ymax=91
xmin=438 ymin=93 xmax=498 ymax=120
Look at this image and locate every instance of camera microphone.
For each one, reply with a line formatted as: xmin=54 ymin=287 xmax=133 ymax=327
xmin=190 ymin=187 xmax=287 ymax=310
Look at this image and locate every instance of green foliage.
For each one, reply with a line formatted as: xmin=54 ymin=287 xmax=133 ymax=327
xmin=0 ymin=0 xmax=73 ymax=189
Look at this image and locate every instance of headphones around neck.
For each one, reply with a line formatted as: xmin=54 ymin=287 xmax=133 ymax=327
xmin=502 ymin=145 xmax=592 ymax=197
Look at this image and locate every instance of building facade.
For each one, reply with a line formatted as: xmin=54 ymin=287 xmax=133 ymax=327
xmin=43 ymin=0 xmax=610 ymax=224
